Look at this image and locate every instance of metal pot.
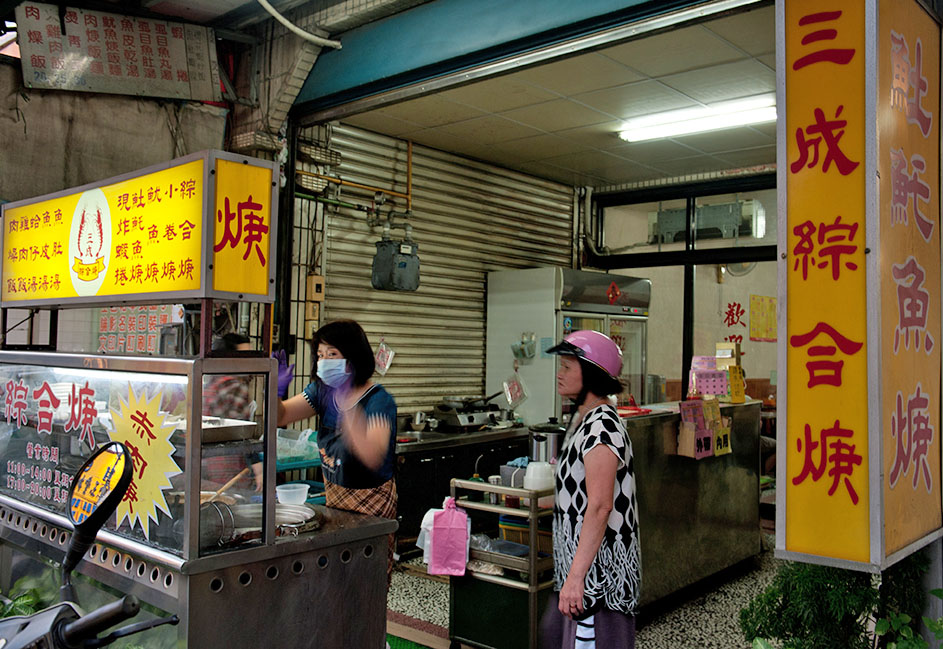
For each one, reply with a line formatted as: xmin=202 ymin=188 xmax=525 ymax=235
xmin=529 ymin=418 xmax=566 ymax=463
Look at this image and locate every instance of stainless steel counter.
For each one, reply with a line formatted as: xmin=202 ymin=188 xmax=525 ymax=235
xmin=627 ymin=400 xmax=762 ymax=605
xmin=395 ymin=426 xmax=529 ymax=454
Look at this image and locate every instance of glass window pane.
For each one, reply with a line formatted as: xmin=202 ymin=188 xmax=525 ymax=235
xmin=200 ymin=371 xmax=266 ymax=556
xmin=693 ymin=188 xmax=777 ymax=249
xmin=0 ymin=363 xmax=189 ymax=555
xmin=612 ymin=267 xmax=683 ymax=404
xmin=603 ymin=199 xmax=687 ymax=255
xmin=692 ymin=261 xmax=778 ymax=399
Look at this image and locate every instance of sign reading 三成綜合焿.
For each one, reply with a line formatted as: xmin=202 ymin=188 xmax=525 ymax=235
xmin=0 ymin=150 xmax=277 ymax=307
xmin=14 ymin=2 xmax=220 ymax=102
xmin=784 ymin=0 xmax=870 ymax=564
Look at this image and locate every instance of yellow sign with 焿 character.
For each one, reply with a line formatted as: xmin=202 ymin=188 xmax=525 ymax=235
xmin=783 ymin=0 xmax=870 ymax=565
xmin=878 ymin=0 xmax=942 ymax=557
xmin=212 ymin=159 xmax=273 ymax=296
xmin=1 ymin=150 xmax=277 ymax=307
xmin=2 ymin=161 xmax=204 ymax=302
xmin=108 ymin=385 xmax=181 ymax=537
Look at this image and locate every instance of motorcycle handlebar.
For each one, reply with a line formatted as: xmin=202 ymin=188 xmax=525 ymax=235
xmin=60 ymin=595 xmax=140 ymax=647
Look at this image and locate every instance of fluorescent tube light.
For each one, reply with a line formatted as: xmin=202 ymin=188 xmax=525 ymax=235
xmin=618 ymin=94 xmax=777 ymax=142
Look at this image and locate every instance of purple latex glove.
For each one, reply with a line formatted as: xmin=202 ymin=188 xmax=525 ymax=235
xmin=273 ymin=349 xmax=295 ymax=399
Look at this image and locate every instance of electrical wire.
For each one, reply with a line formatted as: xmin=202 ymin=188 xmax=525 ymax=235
xmin=255 ymin=0 xmax=342 ymax=49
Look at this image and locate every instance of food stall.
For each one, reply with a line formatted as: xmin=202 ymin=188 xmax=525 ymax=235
xmin=0 ymin=150 xmax=396 ymax=648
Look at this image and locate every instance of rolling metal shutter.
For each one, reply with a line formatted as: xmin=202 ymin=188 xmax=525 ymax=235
xmin=292 ymin=124 xmax=574 ymax=411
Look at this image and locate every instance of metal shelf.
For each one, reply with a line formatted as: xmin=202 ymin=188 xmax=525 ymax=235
xmin=450 ymin=477 xmax=553 ymax=649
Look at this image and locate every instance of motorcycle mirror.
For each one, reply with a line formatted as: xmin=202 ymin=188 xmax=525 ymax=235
xmin=62 ymin=442 xmax=132 ymax=578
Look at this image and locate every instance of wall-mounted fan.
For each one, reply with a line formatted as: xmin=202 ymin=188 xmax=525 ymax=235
xmin=725 ymin=261 xmax=757 ymax=277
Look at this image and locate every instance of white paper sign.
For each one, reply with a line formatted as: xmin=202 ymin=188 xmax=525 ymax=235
xmin=15 ymin=2 xmax=220 ymax=101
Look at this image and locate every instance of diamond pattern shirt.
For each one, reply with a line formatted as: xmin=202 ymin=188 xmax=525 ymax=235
xmin=553 ymin=404 xmax=641 ymax=615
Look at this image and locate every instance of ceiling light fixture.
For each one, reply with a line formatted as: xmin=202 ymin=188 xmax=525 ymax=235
xmin=618 ymin=93 xmax=777 ymax=142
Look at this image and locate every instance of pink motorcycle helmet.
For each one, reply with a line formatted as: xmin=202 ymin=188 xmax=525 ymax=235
xmin=546 ymin=330 xmax=622 ymax=379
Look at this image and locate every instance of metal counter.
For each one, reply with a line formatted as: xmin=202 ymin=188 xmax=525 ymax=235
xmin=628 ymin=400 xmax=761 ymax=605
xmin=0 ymin=496 xmax=396 ymax=649
xmin=395 ymin=426 xmax=529 ymax=454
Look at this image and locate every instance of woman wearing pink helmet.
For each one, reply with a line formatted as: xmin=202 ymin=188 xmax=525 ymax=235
xmin=540 ymin=330 xmax=640 ymax=649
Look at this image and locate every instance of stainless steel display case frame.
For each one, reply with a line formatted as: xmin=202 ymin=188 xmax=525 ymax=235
xmin=0 ymin=350 xmax=396 ymax=648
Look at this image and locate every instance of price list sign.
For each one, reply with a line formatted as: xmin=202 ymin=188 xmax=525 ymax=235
xmin=14 ymin=2 xmax=220 ymax=101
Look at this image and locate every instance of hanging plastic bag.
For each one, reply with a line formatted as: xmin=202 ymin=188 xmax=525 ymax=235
xmin=375 ymin=338 xmax=395 ymax=376
xmin=503 ymin=372 xmax=528 ymax=409
xmin=428 ymin=497 xmax=470 ymax=576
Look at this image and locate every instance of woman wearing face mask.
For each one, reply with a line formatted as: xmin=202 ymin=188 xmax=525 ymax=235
xmin=540 ymin=330 xmax=640 ymax=649
xmin=277 ymin=319 xmax=398 ymax=581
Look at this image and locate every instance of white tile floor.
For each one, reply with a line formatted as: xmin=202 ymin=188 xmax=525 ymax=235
xmin=389 ymin=534 xmax=780 ymax=648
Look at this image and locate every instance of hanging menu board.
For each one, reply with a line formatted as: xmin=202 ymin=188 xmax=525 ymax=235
xmin=0 ymin=150 xmax=277 ymax=307
xmin=14 ymin=2 xmax=220 ymax=101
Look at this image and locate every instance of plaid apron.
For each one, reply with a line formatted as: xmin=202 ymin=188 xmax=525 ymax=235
xmin=324 ymin=478 xmax=398 ymax=583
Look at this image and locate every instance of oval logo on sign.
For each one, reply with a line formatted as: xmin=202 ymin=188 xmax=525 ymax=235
xmin=68 ymin=188 xmax=112 ymax=296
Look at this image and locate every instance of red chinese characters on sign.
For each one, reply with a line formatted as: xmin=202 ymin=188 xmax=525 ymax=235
xmin=889 ymin=147 xmax=933 ymax=241
xmin=32 ymin=381 xmax=61 ymax=435
xmin=793 ymin=10 xmax=856 ymax=71
xmin=124 ymin=441 xmax=148 ymax=480
xmin=63 ymin=382 xmax=98 ymax=450
xmin=789 ymin=322 xmax=863 ymax=388
xmin=130 ymin=410 xmax=156 ymax=446
xmin=791 ymin=106 xmax=861 ymax=176
xmin=214 ymin=195 xmax=269 ymax=266
xmin=892 ymin=256 xmax=934 ymax=355
xmin=889 ymin=31 xmax=933 ymax=137
xmin=793 ymin=420 xmax=863 ymax=504
xmin=792 ymin=216 xmax=860 ymax=281
xmin=889 ymin=384 xmax=934 ymax=492
xmin=722 ymin=302 xmax=747 ymax=353
xmin=122 ymin=480 xmax=139 ymax=514
xmin=724 ymin=302 xmax=746 ymax=328
xmin=3 ymin=379 xmax=29 ymax=428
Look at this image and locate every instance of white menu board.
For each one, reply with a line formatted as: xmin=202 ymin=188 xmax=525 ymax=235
xmin=15 ymin=2 xmax=221 ymax=101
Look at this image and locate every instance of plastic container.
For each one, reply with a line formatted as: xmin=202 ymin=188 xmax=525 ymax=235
xmin=276 ymin=483 xmax=309 ymax=504
xmin=523 ymin=462 xmax=554 ymax=508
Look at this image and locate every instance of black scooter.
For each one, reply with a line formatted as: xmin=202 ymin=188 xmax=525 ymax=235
xmin=0 ymin=441 xmax=178 ymax=649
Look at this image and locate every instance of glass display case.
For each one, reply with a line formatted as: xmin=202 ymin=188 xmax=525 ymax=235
xmin=0 ymin=351 xmax=277 ymax=560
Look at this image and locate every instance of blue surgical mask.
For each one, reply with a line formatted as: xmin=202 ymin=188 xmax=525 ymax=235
xmin=317 ymin=358 xmax=351 ymax=388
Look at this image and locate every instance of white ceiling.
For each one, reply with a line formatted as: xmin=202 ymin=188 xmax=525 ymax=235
xmin=341 ymin=3 xmax=777 ymax=189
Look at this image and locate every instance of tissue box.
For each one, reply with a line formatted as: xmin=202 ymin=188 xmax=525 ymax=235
xmin=500 ymin=464 xmax=526 ymax=488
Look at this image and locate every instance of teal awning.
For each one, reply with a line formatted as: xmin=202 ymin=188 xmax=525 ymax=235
xmin=293 ymin=0 xmax=705 ymax=117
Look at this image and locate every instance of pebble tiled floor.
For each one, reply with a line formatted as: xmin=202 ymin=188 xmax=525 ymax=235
xmin=388 ymin=534 xmax=780 ymax=648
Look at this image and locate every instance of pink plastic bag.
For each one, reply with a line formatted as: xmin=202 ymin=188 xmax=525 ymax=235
xmin=428 ymin=497 xmax=469 ymax=576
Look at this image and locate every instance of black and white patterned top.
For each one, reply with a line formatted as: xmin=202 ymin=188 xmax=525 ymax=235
xmin=553 ymin=404 xmax=641 ymax=615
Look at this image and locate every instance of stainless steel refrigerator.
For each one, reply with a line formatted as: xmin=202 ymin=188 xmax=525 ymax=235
xmin=486 ymin=267 xmax=651 ymax=425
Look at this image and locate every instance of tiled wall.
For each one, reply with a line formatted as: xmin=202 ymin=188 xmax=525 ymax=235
xmin=56 ymin=309 xmax=96 ymax=352
xmin=6 ymin=308 xmax=94 ymax=351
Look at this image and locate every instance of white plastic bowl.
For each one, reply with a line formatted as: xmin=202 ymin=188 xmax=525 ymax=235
xmin=276 ymin=483 xmax=309 ymax=504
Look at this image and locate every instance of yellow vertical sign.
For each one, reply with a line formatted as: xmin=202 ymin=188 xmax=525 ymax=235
xmin=879 ymin=0 xmax=942 ymax=555
xmin=784 ymin=1 xmax=869 ymax=562
xmin=212 ymin=159 xmax=274 ymax=297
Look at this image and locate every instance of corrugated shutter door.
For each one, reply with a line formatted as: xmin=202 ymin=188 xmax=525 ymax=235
xmin=304 ymin=124 xmax=574 ymax=411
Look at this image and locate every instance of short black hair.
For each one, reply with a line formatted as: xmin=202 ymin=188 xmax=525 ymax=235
xmin=314 ymin=320 xmax=375 ymax=387
xmin=575 ymin=357 xmax=623 ymax=406
xmin=213 ymin=332 xmax=250 ymax=353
